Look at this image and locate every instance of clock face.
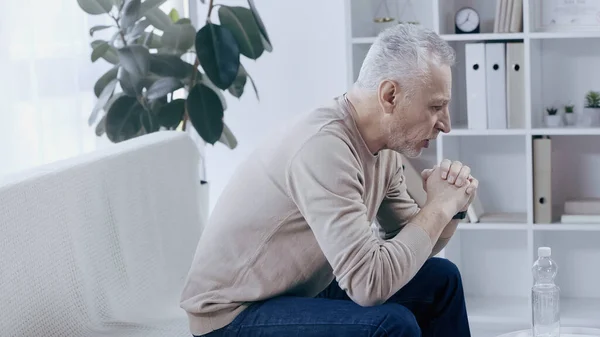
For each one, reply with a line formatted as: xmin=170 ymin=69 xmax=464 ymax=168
xmin=455 ymin=7 xmax=479 ymax=33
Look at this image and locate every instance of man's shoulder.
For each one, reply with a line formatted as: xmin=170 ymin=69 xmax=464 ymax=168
xmin=257 ymin=97 xmax=357 ymax=159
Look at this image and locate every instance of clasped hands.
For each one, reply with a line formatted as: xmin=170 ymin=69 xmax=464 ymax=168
xmin=420 ymin=159 xmax=479 ymax=215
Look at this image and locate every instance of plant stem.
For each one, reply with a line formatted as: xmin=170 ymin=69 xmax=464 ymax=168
xmin=182 ymin=58 xmax=200 ymax=132
xmin=206 ymin=0 xmax=215 ymax=20
xmin=109 ymin=13 xmax=127 ymax=46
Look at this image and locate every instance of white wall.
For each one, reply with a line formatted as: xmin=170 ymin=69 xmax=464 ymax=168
xmin=192 ymin=0 xmax=351 ymax=211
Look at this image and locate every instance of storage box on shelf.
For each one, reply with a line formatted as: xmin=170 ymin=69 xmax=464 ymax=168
xmin=532 ymin=135 xmax=600 ymax=229
xmin=532 ymin=231 xmax=600 ymax=327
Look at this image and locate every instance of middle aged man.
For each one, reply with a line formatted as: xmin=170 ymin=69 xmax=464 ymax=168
xmin=181 ymin=23 xmax=478 ymax=337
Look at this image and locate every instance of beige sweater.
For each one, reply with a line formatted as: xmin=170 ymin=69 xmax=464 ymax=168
xmin=180 ymin=95 xmax=435 ymax=335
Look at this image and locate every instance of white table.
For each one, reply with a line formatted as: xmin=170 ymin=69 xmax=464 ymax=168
xmin=498 ymin=327 xmax=600 ymax=337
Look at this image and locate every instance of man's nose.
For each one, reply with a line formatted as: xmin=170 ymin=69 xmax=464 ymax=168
xmin=437 ymin=110 xmax=451 ymax=134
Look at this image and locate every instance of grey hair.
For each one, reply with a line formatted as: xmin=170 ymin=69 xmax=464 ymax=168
xmin=355 ymin=24 xmax=456 ymax=98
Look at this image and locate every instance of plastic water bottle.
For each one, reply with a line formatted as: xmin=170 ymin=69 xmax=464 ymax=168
xmin=532 ymin=247 xmax=560 ymax=337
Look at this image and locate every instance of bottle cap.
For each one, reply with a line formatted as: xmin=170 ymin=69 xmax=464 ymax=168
xmin=538 ymin=247 xmax=551 ymax=257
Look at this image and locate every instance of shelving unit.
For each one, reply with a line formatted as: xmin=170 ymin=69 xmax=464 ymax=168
xmin=346 ymin=0 xmax=600 ymax=334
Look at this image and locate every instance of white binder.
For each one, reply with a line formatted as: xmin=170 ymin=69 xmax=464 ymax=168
xmin=506 ymin=42 xmax=525 ymax=128
xmin=485 ymin=43 xmax=507 ymax=129
xmin=465 ymin=43 xmax=488 ymax=129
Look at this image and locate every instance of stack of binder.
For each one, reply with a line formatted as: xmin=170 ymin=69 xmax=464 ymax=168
xmin=465 ymin=42 xmax=525 ymax=130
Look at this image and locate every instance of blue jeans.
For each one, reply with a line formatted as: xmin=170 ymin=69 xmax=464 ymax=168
xmin=196 ymin=257 xmax=470 ymax=336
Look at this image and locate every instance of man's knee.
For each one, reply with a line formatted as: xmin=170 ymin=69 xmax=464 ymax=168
xmin=425 ymin=257 xmax=462 ymax=279
xmin=375 ymin=304 xmax=421 ymax=337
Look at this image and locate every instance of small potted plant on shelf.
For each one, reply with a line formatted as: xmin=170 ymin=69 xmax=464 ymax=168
xmin=545 ymin=106 xmax=561 ymax=127
xmin=584 ymin=90 xmax=600 ymax=126
xmin=564 ymin=103 xmax=576 ymax=125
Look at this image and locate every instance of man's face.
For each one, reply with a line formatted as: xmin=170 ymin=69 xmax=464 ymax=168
xmin=384 ymin=63 xmax=452 ymax=157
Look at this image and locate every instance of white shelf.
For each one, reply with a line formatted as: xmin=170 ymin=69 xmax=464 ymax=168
xmin=440 ymin=33 xmax=525 ymax=41
xmin=531 ymin=127 xmax=600 ymax=135
xmin=529 ymin=31 xmax=600 ymax=39
xmin=466 ymin=296 xmax=529 ymax=324
xmin=459 ymin=223 xmax=528 ymax=231
xmin=534 ymin=223 xmax=600 ymax=231
xmin=447 ymin=127 xmax=600 ymax=136
xmin=346 ymin=0 xmax=600 ymax=331
xmin=446 ymin=128 xmax=528 ymax=136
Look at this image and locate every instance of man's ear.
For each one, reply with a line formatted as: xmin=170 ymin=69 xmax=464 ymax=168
xmin=378 ymin=80 xmax=399 ymax=115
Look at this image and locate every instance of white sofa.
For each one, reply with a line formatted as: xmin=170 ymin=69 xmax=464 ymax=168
xmin=0 ymin=131 xmax=205 ymax=336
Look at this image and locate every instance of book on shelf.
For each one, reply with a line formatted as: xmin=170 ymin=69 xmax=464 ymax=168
xmin=465 ymin=41 xmax=525 ymax=130
xmin=494 ymin=0 xmax=523 ymax=33
xmin=560 ymin=198 xmax=600 ymax=224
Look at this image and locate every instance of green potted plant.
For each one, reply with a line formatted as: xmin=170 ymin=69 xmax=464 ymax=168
xmin=584 ymin=90 xmax=600 ymax=126
xmin=564 ymin=103 xmax=576 ymax=125
xmin=544 ymin=106 xmax=561 ymax=127
xmin=78 ymin=0 xmax=272 ymax=178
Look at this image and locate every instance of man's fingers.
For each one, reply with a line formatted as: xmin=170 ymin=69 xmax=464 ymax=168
xmin=439 ymin=159 xmax=452 ymax=179
xmin=466 ymin=176 xmax=478 ymax=194
xmin=454 ymin=165 xmax=471 ymax=187
xmin=447 ymin=161 xmax=463 ymax=183
xmin=421 ymin=167 xmax=436 ymax=180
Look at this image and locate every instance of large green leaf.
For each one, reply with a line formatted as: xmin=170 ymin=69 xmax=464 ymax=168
xmin=227 ymin=65 xmax=246 ymax=98
xmin=145 ymin=77 xmax=183 ymax=100
xmin=200 ymin=74 xmax=227 ymax=110
xmin=162 ymin=22 xmax=196 ymax=52
xmin=105 ymin=95 xmax=144 ymax=142
xmin=141 ymin=31 xmax=162 ymax=48
xmin=91 ymin=41 xmax=110 ymax=62
xmin=158 ymin=98 xmax=185 ymax=128
xmin=195 ymin=23 xmax=240 ymax=90
xmin=120 ymin=0 xmax=141 ymax=29
xmin=104 ymin=92 xmax=125 ymax=113
xmin=77 ymin=0 xmax=113 ymax=15
xmin=148 ymin=54 xmax=194 ymax=78
xmin=91 ymin=40 xmax=119 ymax=64
xmin=95 ymin=115 xmax=106 ymax=136
xmin=140 ymin=108 xmax=159 ymax=133
xmin=90 ymin=25 xmax=113 ymax=36
xmin=218 ymin=123 xmax=237 ymax=149
xmin=247 ymin=0 xmax=272 ymax=52
xmin=94 ymin=66 xmax=119 ymax=97
xmin=140 ymin=0 xmax=167 ymax=15
xmin=186 ymin=83 xmax=224 ymax=144
xmin=89 ymin=78 xmax=118 ymax=125
xmin=116 ymin=45 xmax=150 ymax=79
xmin=118 ymin=67 xmax=143 ymax=96
xmin=145 ymin=7 xmax=172 ymax=31
xmin=126 ymin=19 xmax=150 ymax=42
xmin=218 ymin=6 xmax=264 ymax=59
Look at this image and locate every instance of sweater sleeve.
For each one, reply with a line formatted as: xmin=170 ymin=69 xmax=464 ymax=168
xmin=285 ymin=134 xmax=433 ymax=306
xmin=375 ymin=155 xmax=420 ymax=240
